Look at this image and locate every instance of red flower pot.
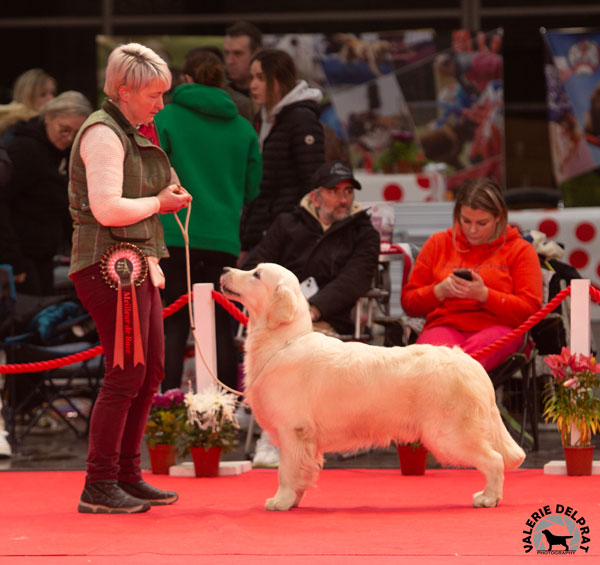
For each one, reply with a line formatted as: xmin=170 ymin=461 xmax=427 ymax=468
xmin=148 ymin=443 xmax=176 ymax=475
xmin=564 ymin=445 xmax=595 ymax=476
xmin=397 ymin=444 xmax=428 ymax=475
xmin=190 ymin=446 xmax=222 ymax=477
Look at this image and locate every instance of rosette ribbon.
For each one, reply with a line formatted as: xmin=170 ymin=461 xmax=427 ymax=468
xmin=101 ymin=243 xmax=148 ymax=369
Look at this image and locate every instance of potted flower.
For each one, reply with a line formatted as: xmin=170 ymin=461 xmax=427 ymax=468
xmin=375 ymin=130 xmax=426 ymax=174
xmin=396 ymin=440 xmax=428 ymax=475
xmin=543 ymin=346 xmax=600 ymax=475
xmin=182 ymin=385 xmax=239 ymax=477
xmin=144 ymin=388 xmax=187 ymax=474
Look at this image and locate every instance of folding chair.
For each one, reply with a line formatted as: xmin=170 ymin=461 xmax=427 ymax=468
xmin=1 ymin=299 xmax=103 ymax=449
xmin=373 ymin=242 xmax=419 ymax=345
xmin=488 ymin=333 xmax=539 ymax=449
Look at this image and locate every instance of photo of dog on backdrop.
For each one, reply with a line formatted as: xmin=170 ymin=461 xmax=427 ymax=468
xmin=220 ymin=263 xmax=525 ymax=511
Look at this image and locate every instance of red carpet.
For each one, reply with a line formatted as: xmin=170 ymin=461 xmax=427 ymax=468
xmin=0 ymin=468 xmax=598 ymax=563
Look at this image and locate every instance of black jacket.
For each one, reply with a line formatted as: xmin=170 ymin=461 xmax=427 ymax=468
xmin=240 ymin=99 xmax=325 ymax=250
xmin=246 ymin=204 xmax=380 ymax=334
xmin=0 ymin=116 xmax=71 ymax=273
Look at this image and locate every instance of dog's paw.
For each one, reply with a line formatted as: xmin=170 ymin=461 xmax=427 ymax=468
xmin=473 ymin=490 xmax=500 ymax=508
xmin=265 ymin=496 xmax=294 ymax=511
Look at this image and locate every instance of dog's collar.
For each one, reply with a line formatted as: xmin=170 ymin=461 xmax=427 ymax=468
xmin=246 ymin=331 xmax=312 ymax=391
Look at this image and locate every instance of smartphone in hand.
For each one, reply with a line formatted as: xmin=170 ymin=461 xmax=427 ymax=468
xmin=453 ymin=269 xmax=473 ymax=281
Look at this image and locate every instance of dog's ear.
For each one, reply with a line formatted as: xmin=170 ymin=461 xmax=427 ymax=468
xmin=266 ymin=283 xmax=298 ymax=329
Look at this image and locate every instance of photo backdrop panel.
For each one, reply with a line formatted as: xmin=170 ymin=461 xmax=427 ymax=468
xmin=544 ymin=29 xmax=600 ymax=183
xmin=95 ymin=30 xmax=505 ymax=194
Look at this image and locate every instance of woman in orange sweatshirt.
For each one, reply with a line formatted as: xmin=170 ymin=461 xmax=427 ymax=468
xmin=401 ymin=178 xmax=542 ymax=370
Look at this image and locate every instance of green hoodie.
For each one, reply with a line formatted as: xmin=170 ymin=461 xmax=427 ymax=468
xmin=155 ymin=83 xmax=261 ymax=256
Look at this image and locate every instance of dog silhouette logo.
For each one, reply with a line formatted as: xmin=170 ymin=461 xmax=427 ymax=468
xmin=539 ymin=528 xmax=574 ymax=551
xmin=522 ymin=504 xmax=591 ymax=554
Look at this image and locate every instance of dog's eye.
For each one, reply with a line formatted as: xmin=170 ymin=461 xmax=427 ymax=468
xmin=253 ymin=271 xmax=261 ymax=279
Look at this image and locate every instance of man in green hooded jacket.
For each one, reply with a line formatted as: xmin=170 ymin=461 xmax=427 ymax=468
xmin=155 ymin=50 xmax=261 ymax=391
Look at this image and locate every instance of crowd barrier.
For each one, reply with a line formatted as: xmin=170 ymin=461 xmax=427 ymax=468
xmin=1 ymin=281 xmax=598 ymax=379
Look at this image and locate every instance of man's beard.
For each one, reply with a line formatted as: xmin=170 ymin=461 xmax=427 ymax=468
xmin=319 ymin=204 xmax=351 ymax=225
xmin=332 ymin=205 xmax=351 ymax=221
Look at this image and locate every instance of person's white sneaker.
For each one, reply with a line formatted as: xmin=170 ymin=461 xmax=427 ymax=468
xmin=235 ymin=406 xmax=252 ymax=432
xmin=0 ymin=430 xmax=12 ymax=458
xmin=252 ymin=432 xmax=279 ymax=468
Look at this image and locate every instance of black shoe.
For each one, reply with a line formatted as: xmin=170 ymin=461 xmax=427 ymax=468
xmin=117 ymin=480 xmax=178 ymax=506
xmin=78 ymin=480 xmax=151 ymax=514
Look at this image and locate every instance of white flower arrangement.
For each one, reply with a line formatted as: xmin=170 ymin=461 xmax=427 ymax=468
xmin=182 ymin=385 xmax=239 ymax=454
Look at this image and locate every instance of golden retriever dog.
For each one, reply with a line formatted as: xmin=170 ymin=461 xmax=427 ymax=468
xmin=220 ymin=263 xmax=525 ymax=511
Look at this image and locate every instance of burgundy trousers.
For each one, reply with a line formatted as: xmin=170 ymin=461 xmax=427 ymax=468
xmin=71 ymin=262 xmax=165 ymax=483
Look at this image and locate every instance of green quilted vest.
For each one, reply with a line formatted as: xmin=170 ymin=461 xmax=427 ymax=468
xmin=68 ymin=98 xmax=171 ymax=275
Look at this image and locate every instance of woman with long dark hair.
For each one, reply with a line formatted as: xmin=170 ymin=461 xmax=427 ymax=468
xmin=239 ymin=48 xmax=324 ymax=263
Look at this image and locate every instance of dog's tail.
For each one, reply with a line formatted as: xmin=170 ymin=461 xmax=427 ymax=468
xmin=491 ymin=405 xmax=526 ymax=470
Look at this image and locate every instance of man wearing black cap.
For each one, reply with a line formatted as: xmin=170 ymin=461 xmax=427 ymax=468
xmin=245 ymin=161 xmax=380 ymax=468
xmin=245 ymin=160 xmax=380 ymax=336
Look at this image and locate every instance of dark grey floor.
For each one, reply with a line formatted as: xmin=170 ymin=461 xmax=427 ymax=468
xmin=1 ymin=411 xmax=591 ymax=473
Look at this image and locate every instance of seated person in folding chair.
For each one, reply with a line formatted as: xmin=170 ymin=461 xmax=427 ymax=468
xmin=244 ymin=160 xmax=380 ymax=467
xmin=401 ymin=177 xmax=542 ymax=371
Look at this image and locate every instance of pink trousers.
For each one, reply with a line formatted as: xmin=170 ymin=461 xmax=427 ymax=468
xmin=416 ymin=325 xmax=524 ymax=371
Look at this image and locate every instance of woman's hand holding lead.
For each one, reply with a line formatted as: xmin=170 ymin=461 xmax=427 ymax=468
xmin=157 ymin=184 xmax=192 ymax=213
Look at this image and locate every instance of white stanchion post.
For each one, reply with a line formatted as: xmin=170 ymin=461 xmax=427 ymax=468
xmin=569 ymin=279 xmax=591 ymax=447
xmin=192 ymin=282 xmax=217 ymax=393
xmin=570 ymin=279 xmax=591 ymax=356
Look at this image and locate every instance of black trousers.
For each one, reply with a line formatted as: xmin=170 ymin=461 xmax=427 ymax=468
xmin=160 ymin=247 xmax=239 ymax=391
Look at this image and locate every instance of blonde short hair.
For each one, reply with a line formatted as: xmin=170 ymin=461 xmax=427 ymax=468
xmin=40 ymin=90 xmax=93 ymax=119
xmin=13 ymin=68 xmax=57 ymax=110
xmin=104 ymin=42 xmax=172 ymax=100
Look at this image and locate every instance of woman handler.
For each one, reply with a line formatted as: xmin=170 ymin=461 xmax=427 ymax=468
xmin=68 ymin=43 xmax=191 ymax=514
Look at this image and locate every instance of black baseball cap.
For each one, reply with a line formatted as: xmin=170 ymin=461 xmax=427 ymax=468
xmin=312 ymin=161 xmax=362 ymax=190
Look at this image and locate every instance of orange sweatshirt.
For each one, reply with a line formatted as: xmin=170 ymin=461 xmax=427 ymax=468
xmin=401 ymin=224 xmax=543 ymax=332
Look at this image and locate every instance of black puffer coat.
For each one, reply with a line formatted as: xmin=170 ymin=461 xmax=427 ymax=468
xmin=246 ymin=203 xmax=380 ymax=334
xmin=0 ymin=116 xmax=71 ymax=273
xmin=240 ymin=97 xmax=325 ymax=250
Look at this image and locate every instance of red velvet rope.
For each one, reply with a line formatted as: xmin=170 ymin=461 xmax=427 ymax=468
xmin=470 ymin=286 xmax=572 ymax=361
xmin=161 ymin=293 xmax=189 ymax=319
xmin=0 ymin=344 xmax=105 ymax=375
xmin=211 ymin=290 xmax=248 ymax=326
xmin=0 ymin=290 xmax=247 ymax=375
xmin=2 ymin=284 xmax=597 ymax=373
xmin=590 ymin=285 xmax=600 ymax=305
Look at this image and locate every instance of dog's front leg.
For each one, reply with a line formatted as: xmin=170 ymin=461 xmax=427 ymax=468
xmin=265 ymin=454 xmax=305 ymax=511
xmin=265 ymin=427 xmax=320 ymax=511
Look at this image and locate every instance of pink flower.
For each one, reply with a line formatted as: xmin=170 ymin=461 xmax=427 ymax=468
xmin=151 ymin=388 xmax=185 ymax=409
xmin=570 ymin=354 xmax=589 ymax=374
xmin=557 ymin=346 xmax=572 ymax=365
xmin=563 ymin=377 xmax=579 ymax=388
xmin=545 ymin=350 xmax=570 ymax=381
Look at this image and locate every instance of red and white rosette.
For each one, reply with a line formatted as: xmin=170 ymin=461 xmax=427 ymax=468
xmin=100 ymin=243 xmax=148 ymax=369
